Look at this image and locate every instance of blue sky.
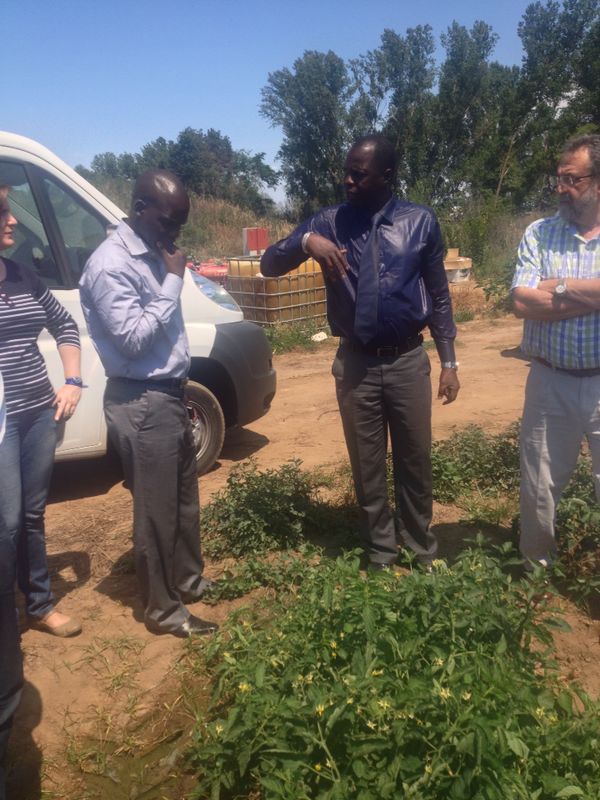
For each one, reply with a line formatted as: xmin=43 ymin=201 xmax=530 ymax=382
xmin=5 ymin=0 xmax=536 ymax=185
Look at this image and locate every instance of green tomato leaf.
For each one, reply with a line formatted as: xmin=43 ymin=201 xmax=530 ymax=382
xmin=505 ymin=732 xmax=529 ymax=759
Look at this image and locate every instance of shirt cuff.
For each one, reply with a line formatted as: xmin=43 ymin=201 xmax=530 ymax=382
xmin=435 ymin=340 xmax=456 ymax=363
xmin=162 ymin=272 xmax=184 ymax=301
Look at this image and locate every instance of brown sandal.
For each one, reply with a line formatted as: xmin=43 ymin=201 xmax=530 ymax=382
xmin=28 ymin=611 xmax=82 ymax=638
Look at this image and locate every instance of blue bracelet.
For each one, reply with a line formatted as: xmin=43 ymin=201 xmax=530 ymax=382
xmin=65 ymin=377 xmax=88 ymax=388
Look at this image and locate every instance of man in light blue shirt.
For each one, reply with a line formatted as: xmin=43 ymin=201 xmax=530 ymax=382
xmin=80 ymin=171 xmax=218 ymax=638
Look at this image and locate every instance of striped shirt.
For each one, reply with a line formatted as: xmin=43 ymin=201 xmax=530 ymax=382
xmin=511 ymin=214 xmax=600 ymax=369
xmin=0 ymin=258 xmax=80 ymax=416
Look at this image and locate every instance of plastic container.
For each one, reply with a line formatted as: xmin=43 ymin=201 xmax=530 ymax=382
xmin=226 ymin=258 xmax=327 ymax=325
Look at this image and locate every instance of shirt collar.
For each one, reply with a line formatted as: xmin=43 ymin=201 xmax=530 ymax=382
xmin=377 ymin=196 xmax=397 ymax=226
xmin=554 ymin=213 xmax=600 ymax=244
xmin=115 ymin=219 xmax=153 ymax=258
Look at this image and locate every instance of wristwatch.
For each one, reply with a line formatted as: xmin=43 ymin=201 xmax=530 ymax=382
xmin=441 ymin=361 xmax=459 ymax=370
xmin=65 ymin=376 xmax=87 ymax=387
xmin=554 ymin=280 xmax=568 ymax=296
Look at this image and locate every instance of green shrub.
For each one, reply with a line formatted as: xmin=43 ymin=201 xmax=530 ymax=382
xmin=202 ymin=459 xmax=325 ymax=558
xmin=189 ymin=547 xmax=600 ymax=799
xmin=554 ymin=459 xmax=600 ymax=595
xmin=430 ymin=424 xmax=520 ymax=504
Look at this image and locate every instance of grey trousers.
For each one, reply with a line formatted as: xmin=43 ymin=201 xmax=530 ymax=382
xmin=520 ymin=361 xmax=600 ymax=564
xmin=333 ymin=344 xmax=437 ymax=565
xmin=104 ymin=380 xmax=205 ymax=633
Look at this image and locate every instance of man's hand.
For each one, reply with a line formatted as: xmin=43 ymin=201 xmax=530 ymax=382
xmin=305 ymin=233 xmax=349 ymax=283
xmin=53 ymin=384 xmax=82 ymax=421
xmin=158 ymin=240 xmax=187 ymax=278
xmin=438 ymin=368 xmax=460 ymax=405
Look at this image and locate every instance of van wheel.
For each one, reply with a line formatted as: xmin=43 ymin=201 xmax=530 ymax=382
xmin=184 ymin=381 xmax=225 ymax=475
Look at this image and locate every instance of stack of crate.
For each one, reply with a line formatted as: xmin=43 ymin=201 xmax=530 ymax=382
xmin=226 ymin=258 xmax=327 ymax=326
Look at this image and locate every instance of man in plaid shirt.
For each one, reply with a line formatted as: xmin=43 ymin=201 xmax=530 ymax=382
xmin=512 ymin=134 xmax=600 ymax=566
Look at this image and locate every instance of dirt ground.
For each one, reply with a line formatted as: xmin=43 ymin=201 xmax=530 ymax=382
xmin=8 ymin=315 xmax=600 ymax=799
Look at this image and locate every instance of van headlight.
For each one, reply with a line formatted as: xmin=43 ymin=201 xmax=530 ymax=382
xmin=189 ymin=271 xmax=240 ymax=312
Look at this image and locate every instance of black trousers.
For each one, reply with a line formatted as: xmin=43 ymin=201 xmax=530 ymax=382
xmin=104 ymin=380 xmax=205 ymax=633
xmin=333 ymin=344 xmax=437 ymax=565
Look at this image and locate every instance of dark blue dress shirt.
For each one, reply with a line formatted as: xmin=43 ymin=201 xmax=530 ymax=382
xmin=261 ymin=198 xmax=456 ymax=357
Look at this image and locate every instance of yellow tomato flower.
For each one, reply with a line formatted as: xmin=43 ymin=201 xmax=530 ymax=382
xmin=316 ymin=704 xmax=326 ymax=716
xmin=238 ymin=682 xmax=251 ymax=693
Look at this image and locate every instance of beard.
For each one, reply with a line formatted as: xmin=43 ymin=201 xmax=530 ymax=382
xmin=558 ymin=187 xmax=598 ymax=226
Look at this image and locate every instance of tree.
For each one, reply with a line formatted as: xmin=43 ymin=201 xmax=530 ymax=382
xmin=80 ymin=128 xmax=278 ymax=214
xmin=259 ymin=0 xmax=600 ymax=214
xmin=261 ymin=50 xmax=353 ymax=215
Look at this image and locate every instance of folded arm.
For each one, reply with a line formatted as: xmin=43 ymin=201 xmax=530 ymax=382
xmin=512 ymin=286 xmax=594 ymax=320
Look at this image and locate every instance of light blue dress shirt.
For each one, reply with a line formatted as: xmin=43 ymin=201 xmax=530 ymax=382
xmin=79 ymin=221 xmax=190 ymax=379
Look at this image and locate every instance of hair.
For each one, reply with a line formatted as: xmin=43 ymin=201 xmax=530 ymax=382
xmin=0 ymin=185 xmax=8 ymax=202
xmin=561 ymin=134 xmax=600 ymax=176
xmin=351 ymin=135 xmax=398 ymax=177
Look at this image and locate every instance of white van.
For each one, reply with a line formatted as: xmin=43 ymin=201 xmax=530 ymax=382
xmin=0 ymin=132 xmax=276 ymax=473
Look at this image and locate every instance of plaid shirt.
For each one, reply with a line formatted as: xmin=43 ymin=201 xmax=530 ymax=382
xmin=511 ymin=214 xmax=600 ymax=369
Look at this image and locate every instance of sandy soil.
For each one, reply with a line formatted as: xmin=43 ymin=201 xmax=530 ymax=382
xmin=8 ymin=315 xmax=600 ymax=799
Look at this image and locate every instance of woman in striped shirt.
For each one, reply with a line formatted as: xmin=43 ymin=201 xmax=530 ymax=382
xmin=0 ymin=186 xmax=83 ymax=637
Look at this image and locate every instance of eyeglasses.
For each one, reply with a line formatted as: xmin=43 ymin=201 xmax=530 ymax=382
xmin=550 ymin=173 xmax=595 ymax=189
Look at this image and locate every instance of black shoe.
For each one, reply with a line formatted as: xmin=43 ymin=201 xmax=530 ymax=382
xmin=171 ymin=615 xmax=219 ymax=638
xmin=367 ymin=562 xmax=394 ymax=573
xmin=147 ymin=614 xmax=219 ymax=638
xmin=179 ymin=577 xmax=216 ymax=604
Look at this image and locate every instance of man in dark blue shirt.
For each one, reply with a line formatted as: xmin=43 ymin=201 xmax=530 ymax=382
xmin=261 ymin=135 xmax=460 ymax=568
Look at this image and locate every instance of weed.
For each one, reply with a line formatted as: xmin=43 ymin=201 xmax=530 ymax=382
xmin=264 ymin=320 xmax=331 ymax=355
xmin=453 ymin=308 xmax=476 ymax=323
xmin=460 ymin=489 xmax=519 ymax=527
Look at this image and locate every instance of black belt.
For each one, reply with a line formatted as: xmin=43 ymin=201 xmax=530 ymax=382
xmin=534 ymin=357 xmax=600 ymax=378
xmin=339 ymin=334 xmax=423 ymax=357
xmin=108 ymin=376 xmax=188 ymax=396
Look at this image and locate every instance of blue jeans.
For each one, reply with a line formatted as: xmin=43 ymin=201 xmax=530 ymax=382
xmin=0 ymin=407 xmax=57 ymax=619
